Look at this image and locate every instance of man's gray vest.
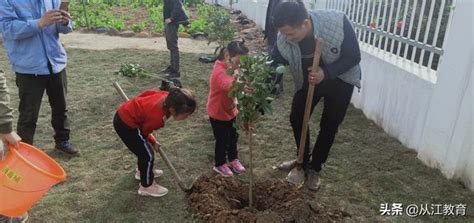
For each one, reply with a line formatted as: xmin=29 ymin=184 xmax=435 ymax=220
xmin=277 ymin=10 xmax=361 ymax=92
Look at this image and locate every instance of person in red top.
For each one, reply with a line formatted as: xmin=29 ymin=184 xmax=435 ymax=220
xmin=207 ymin=41 xmax=250 ymax=177
xmin=113 ymin=88 xmax=196 ymax=197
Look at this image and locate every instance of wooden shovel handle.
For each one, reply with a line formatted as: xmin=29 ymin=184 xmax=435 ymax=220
xmin=296 ymin=38 xmax=324 ymax=165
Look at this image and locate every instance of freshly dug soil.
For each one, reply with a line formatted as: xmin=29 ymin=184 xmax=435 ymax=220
xmin=187 ymin=175 xmax=351 ymax=222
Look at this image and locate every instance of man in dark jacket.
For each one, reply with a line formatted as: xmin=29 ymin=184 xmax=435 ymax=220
xmin=265 ymin=0 xmax=284 ymax=95
xmin=162 ymin=0 xmax=189 ymax=78
xmin=272 ymin=0 xmax=361 ymax=191
xmin=264 ymin=0 xmax=281 ymax=52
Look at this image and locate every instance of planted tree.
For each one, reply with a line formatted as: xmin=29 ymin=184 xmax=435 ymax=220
xmin=205 ymin=8 xmax=236 ymax=55
xmin=229 ymin=54 xmax=285 ymax=208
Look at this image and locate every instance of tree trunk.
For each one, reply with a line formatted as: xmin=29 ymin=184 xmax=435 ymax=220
xmin=248 ymin=128 xmax=254 ymax=208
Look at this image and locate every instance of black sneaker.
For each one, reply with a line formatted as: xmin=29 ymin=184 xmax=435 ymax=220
xmin=161 ymin=66 xmax=172 ymax=74
xmin=55 ymin=141 xmax=80 ymax=157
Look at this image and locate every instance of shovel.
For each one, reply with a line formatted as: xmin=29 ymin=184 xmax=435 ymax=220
xmin=113 ymin=82 xmax=196 ymax=192
xmin=286 ymin=38 xmax=324 ymax=185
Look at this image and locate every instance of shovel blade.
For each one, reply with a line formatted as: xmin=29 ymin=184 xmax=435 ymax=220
xmin=286 ymin=167 xmax=305 ymax=185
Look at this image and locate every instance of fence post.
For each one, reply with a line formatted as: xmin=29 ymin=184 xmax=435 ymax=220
xmin=313 ymin=0 xmax=327 ymax=9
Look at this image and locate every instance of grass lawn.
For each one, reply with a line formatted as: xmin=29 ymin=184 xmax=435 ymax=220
xmin=0 ymin=46 xmax=473 ymax=222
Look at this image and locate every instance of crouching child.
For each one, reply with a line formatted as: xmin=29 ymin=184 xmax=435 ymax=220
xmin=114 ymin=88 xmax=196 ymax=197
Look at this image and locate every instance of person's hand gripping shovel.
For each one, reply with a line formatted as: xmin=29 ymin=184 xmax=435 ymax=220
xmin=286 ymin=38 xmax=324 ymax=186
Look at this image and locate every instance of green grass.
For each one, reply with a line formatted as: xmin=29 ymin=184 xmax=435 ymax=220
xmin=0 ymin=46 xmax=473 ymax=222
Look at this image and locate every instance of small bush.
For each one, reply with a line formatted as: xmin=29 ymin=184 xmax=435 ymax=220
xmin=205 ymin=8 xmax=236 ymax=54
xmin=131 ymin=21 xmax=148 ymax=33
xmin=112 ymin=18 xmax=125 ymax=31
xmin=154 ymin=23 xmax=165 ymax=33
xmin=188 ymin=18 xmax=207 ymax=34
xmin=115 ymin=64 xmax=148 ymax=78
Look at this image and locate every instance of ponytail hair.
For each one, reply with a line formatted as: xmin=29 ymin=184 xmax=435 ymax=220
xmin=216 ymin=40 xmax=249 ymax=61
xmin=163 ymin=88 xmax=197 ymax=115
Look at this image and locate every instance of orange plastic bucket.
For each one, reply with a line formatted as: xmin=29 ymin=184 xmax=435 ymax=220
xmin=0 ymin=143 xmax=66 ymax=217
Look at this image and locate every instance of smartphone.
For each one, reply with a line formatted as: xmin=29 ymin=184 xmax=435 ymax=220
xmin=60 ymin=0 xmax=70 ymax=12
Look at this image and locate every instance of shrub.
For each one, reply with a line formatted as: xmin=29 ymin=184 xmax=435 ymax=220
xmin=131 ymin=21 xmax=148 ymax=33
xmin=205 ymin=8 xmax=236 ymax=55
xmin=187 ymin=18 xmax=207 ymax=34
xmin=112 ymin=18 xmax=125 ymax=31
xmin=115 ymin=63 xmax=149 ymax=78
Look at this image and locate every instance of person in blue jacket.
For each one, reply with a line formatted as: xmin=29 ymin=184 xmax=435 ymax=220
xmin=0 ymin=0 xmax=79 ymax=156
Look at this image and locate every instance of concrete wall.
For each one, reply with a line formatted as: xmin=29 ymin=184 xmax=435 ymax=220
xmin=417 ymin=0 xmax=473 ymax=190
xmin=351 ymin=44 xmax=436 ymax=151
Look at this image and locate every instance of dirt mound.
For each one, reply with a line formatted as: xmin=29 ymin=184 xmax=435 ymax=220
xmin=187 ymin=175 xmax=350 ymax=222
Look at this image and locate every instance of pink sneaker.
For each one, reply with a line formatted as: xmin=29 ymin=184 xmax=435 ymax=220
xmin=213 ymin=163 xmax=233 ymax=177
xmin=138 ymin=181 xmax=168 ymax=197
xmin=229 ymin=159 xmax=246 ymax=174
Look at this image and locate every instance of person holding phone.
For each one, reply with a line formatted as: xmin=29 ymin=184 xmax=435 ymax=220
xmin=0 ymin=0 xmax=79 ymax=157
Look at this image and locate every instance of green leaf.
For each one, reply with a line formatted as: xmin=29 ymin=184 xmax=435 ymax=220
xmin=276 ymin=65 xmax=287 ymax=74
xmin=230 ymin=53 xmax=276 ymax=131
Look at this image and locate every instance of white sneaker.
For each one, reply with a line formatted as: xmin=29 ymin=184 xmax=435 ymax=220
xmin=138 ymin=181 xmax=169 ymax=197
xmin=135 ymin=168 xmax=164 ymax=180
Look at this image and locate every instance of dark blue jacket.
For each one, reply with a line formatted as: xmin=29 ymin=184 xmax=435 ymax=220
xmin=163 ymin=0 xmax=189 ymax=25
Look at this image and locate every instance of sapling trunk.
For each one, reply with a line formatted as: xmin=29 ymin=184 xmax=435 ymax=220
xmin=229 ymin=54 xmax=283 ymax=209
xmin=248 ymin=127 xmax=254 ymax=208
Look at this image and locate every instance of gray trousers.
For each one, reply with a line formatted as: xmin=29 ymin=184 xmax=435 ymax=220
xmin=165 ymin=23 xmax=180 ymax=74
xmin=15 ymin=70 xmax=70 ymax=145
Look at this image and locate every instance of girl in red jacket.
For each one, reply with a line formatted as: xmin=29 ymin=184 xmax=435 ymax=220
xmin=114 ymin=88 xmax=196 ymax=197
xmin=207 ymin=41 xmax=249 ymax=177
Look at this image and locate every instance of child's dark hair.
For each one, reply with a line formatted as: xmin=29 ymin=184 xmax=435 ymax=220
xmin=163 ymin=88 xmax=197 ymax=115
xmin=272 ymin=0 xmax=308 ymax=28
xmin=217 ymin=40 xmax=249 ymax=60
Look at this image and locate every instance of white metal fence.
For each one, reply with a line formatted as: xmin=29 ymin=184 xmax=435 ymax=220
xmin=208 ymin=0 xmax=455 ymax=71
xmin=324 ymin=0 xmax=455 ymax=71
